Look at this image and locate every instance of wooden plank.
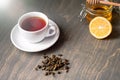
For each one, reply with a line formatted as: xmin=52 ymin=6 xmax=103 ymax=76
xmin=0 ymin=0 xmax=120 ymax=80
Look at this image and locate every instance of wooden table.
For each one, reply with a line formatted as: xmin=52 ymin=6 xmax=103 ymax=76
xmin=0 ymin=0 xmax=120 ymax=80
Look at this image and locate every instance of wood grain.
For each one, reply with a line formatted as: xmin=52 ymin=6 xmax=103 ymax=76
xmin=0 ymin=0 xmax=120 ymax=80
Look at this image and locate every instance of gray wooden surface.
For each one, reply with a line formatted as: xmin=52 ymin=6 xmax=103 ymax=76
xmin=0 ymin=0 xmax=120 ymax=80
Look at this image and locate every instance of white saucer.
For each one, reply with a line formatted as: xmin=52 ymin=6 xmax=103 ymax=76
xmin=10 ymin=19 xmax=60 ymax=52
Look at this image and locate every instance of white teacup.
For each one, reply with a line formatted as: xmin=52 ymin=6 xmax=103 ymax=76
xmin=18 ymin=12 xmax=56 ymax=43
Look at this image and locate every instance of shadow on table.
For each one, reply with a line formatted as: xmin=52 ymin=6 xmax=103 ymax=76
xmin=107 ymin=11 xmax=120 ymax=39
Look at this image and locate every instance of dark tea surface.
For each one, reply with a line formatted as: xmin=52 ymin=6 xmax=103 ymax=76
xmin=21 ymin=17 xmax=46 ymax=31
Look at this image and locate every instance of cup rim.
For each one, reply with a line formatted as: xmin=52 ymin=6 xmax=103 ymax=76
xmin=18 ymin=12 xmax=49 ymax=33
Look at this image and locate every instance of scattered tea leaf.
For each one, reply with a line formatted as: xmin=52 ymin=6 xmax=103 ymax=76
xmin=35 ymin=54 xmax=70 ymax=76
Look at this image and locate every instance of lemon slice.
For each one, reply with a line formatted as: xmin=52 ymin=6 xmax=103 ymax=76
xmin=89 ymin=17 xmax=112 ymax=39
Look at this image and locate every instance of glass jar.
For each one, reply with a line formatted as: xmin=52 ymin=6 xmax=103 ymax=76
xmin=79 ymin=0 xmax=113 ymax=22
xmin=86 ymin=0 xmax=113 ymax=22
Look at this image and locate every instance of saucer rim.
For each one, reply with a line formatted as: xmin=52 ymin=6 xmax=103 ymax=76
xmin=10 ymin=19 xmax=60 ymax=52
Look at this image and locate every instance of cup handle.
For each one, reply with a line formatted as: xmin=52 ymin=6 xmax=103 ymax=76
xmin=45 ymin=24 xmax=56 ymax=37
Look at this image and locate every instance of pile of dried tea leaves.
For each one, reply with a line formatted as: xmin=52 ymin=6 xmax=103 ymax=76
xmin=35 ymin=54 xmax=70 ymax=76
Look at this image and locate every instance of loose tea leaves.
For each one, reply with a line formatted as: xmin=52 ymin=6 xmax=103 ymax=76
xmin=35 ymin=54 xmax=70 ymax=76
